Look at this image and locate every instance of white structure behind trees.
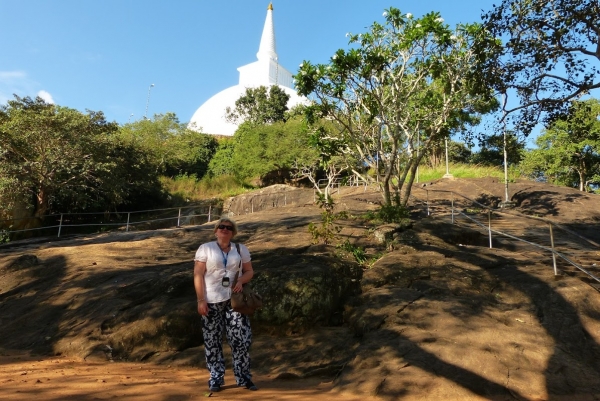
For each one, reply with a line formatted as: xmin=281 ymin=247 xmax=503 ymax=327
xmin=188 ymin=3 xmax=306 ymax=136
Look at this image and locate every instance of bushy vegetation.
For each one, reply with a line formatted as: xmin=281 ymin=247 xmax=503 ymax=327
xmin=3 ymin=0 xmax=599 ymax=236
xmin=308 ymin=193 xmax=348 ymax=245
xmin=363 ymin=203 xmax=410 ymax=225
xmin=160 ymin=174 xmax=251 ymax=204
xmin=0 ymin=98 xmax=222 ymax=224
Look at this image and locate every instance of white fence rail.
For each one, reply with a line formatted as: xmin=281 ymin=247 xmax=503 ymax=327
xmin=1 ymin=203 xmax=221 ymax=241
xmin=413 ymin=187 xmax=600 ymax=287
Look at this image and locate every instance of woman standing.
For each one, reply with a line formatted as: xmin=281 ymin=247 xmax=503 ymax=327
xmin=193 ymin=217 xmax=258 ymax=392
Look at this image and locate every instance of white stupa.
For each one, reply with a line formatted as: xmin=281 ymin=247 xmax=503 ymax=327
xmin=189 ymin=3 xmax=307 ymax=136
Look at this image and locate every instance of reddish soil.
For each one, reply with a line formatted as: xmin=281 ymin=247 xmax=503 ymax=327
xmin=0 ymin=352 xmax=376 ymax=401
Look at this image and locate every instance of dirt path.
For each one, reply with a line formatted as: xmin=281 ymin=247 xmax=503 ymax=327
xmin=0 ymin=351 xmax=378 ymax=401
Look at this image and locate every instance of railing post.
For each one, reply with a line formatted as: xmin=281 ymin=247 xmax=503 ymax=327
xmin=488 ymin=210 xmax=493 ymax=249
xmin=549 ymin=223 xmax=558 ymax=275
xmin=58 ymin=214 xmax=63 ymax=237
xmin=251 ymin=199 xmax=254 ymax=214
xmin=208 ymin=205 xmax=212 ymax=222
xmin=451 ymin=192 xmax=455 ymax=224
xmin=177 ymin=208 xmax=181 ymax=228
xmin=284 ymin=193 xmax=287 ymax=206
xmin=126 ymin=212 xmax=130 ymax=232
xmin=426 ymin=190 xmax=430 ymax=216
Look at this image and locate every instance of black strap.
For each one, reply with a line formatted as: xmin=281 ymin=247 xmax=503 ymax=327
xmin=233 ymin=243 xmax=242 ymax=286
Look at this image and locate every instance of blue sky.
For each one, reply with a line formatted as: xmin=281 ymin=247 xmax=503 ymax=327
xmin=1 ymin=0 xmax=499 ymax=127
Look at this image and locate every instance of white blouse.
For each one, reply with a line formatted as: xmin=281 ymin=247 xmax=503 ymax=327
xmin=194 ymin=241 xmax=251 ymax=303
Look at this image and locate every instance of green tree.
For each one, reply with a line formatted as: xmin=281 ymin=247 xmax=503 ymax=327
xmin=225 ymin=85 xmax=290 ymax=125
xmin=424 ymin=139 xmax=472 ymax=168
xmin=229 ymin=117 xmax=318 ymax=183
xmin=208 ymin=138 xmax=236 ymax=177
xmin=479 ymin=0 xmax=600 ymax=134
xmin=470 ymin=132 xmax=525 ymax=166
xmin=119 ymin=112 xmax=217 ymax=179
xmin=293 ymin=122 xmax=355 ymax=198
xmin=295 ymin=7 xmax=497 ymax=207
xmin=165 ymin=129 xmax=218 ymax=178
xmin=520 ymin=99 xmax=600 ymax=191
xmin=98 ymin=137 xmax=166 ymax=211
xmin=0 ymin=96 xmax=118 ymax=219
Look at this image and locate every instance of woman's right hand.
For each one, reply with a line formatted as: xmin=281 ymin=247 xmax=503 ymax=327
xmin=197 ymin=300 xmax=208 ymax=316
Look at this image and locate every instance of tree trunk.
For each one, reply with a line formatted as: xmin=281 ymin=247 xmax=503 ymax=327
xmin=34 ymin=187 xmax=49 ymax=219
xmin=380 ymin=139 xmax=400 ymax=207
xmin=401 ymin=153 xmax=422 ymax=207
xmin=577 ymin=158 xmax=587 ymax=192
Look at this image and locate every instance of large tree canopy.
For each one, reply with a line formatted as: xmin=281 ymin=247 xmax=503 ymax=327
xmin=479 ymin=0 xmax=600 ymax=134
xmin=0 ymin=96 xmax=118 ymax=219
xmin=296 ymin=7 xmax=497 ymax=207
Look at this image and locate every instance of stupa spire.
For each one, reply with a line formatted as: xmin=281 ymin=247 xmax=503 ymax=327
xmin=188 ymin=2 xmax=306 ymax=136
xmin=257 ymin=3 xmax=277 ymax=62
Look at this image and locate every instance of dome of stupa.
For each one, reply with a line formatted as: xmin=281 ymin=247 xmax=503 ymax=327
xmin=189 ymin=3 xmax=307 ymax=136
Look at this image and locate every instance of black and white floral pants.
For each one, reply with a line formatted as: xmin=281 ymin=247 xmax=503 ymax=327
xmin=201 ymin=300 xmax=253 ymax=388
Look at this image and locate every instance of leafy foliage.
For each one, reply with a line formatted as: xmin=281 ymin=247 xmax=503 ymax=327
xmin=160 ymin=174 xmax=244 ymax=204
xmin=119 ymin=112 xmax=218 ymax=179
xmin=295 ymin=7 xmax=498 ymax=208
xmin=374 ymin=203 xmax=410 ymax=224
xmin=294 ymin=122 xmax=355 ymax=198
xmin=337 ymin=240 xmax=368 ymax=265
xmin=363 ymin=199 xmax=410 ymax=225
xmin=479 ymin=0 xmax=600 ymax=134
xmin=308 ymin=193 xmax=348 ymax=245
xmin=0 ymin=96 xmax=119 ymax=218
xmin=99 ymin=137 xmax=166 ymax=211
xmin=520 ymin=99 xmax=600 ymax=191
xmin=225 ymin=85 xmax=290 ymax=125
xmin=423 ymin=139 xmax=472 ymax=168
xmin=470 ymin=132 xmax=525 ymax=166
xmin=228 ymin=117 xmax=319 ymax=183
xmin=208 ymin=137 xmax=236 ymax=177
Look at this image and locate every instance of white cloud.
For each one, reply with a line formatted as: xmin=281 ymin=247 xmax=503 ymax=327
xmin=0 ymin=71 xmax=27 ymax=82
xmin=0 ymin=70 xmax=51 ymax=105
xmin=37 ymin=90 xmax=54 ymax=104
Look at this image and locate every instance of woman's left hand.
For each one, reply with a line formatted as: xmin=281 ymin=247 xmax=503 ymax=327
xmin=233 ymin=282 xmax=243 ymax=293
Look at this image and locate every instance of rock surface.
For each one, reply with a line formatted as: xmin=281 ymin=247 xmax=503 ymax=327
xmin=1 ymin=178 xmax=600 ymax=400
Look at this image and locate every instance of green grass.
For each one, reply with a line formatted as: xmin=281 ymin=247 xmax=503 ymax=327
xmin=162 ymin=163 xmax=524 ymax=205
xmin=160 ymin=174 xmax=254 ymax=202
xmin=415 ymin=163 xmax=522 ymax=183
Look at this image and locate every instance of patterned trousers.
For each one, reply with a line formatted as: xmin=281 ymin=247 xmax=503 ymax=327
xmin=201 ymin=300 xmax=253 ymax=387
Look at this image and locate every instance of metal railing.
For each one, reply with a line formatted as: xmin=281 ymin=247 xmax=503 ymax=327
xmin=1 ymin=202 xmax=221 ymax=242
xmin=226 ymin=187 xmax=313 ymax=216
xmin=313 ymin=177 xmax=370 ymax=202
xmin=413 ymin=187 xmax=600 ymax=286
